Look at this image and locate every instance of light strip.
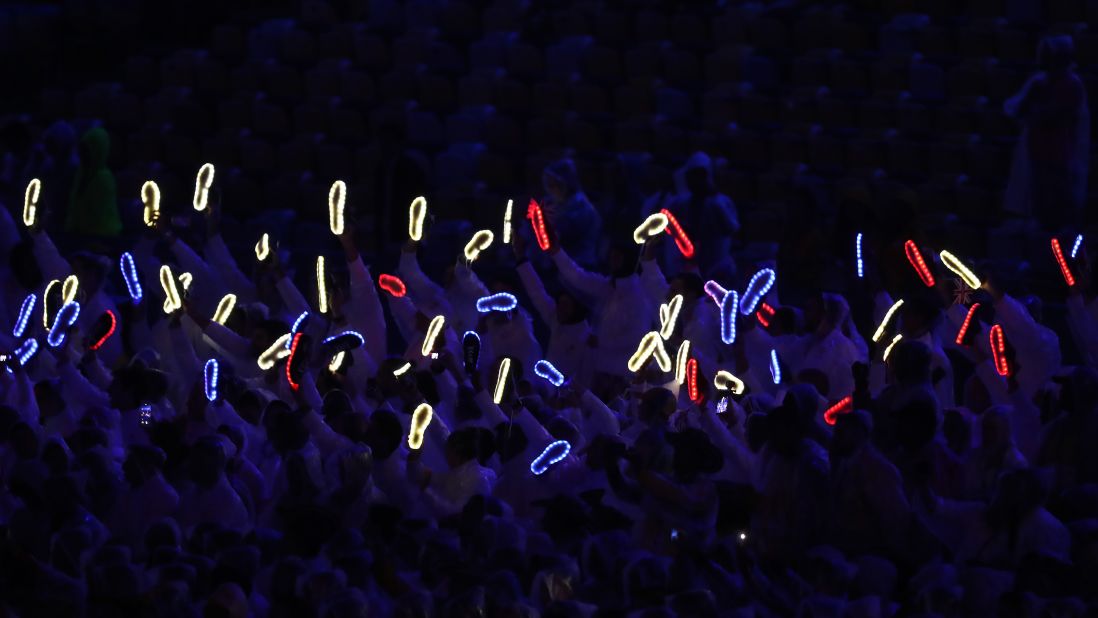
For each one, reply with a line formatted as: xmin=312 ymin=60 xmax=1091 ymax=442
xmin=704 ymin=280 xmax=728 ymax=308
xmin=15 ymin=338 xmax=38 ymax=366
xmin=255 ymin=233 xmax=270 ymax=261
xmin=990 ymin=324 xmax=1010 ymax=377
xmin=633 ymin=212 xmax=669 ymax=244
xmin=476 ymin=292 xmax=518 ymax=313
xmin=872 ymin=299 xmax=904 ymax=343
xmin=1072 ymin=234 xmax=1084 ymax=259
xmin=527 ymin=199 xmax=551 ymax=251
xmin=192 ymin=163 xmax=215 ymax=212
xmin=421 ymin=315 xmax=445 ymax=357
xmin=47 ymin=301 xmax=80 ymax=348
xmin=823 ymin=395 xmax=853 ymax=425
xmin=12 ymin=293 xmax=35 ymax=338
xmin=855 ymin=232 xmax=864 ymax=279
xmin=159 ymin=265 xmax=182 ymax=314
xmin=939 ymin=250 xmax=980 ymax=289
xmin=393 ymin=361 xmax=412 ymax=377
xmin=23 ymin=178 xmax=40 ymax=227
xmin=659 ymin=208 xmax=695 ymax=259
xmin=905 ymin=240 xmax=936 ymax=287
xmin=534 ymin=359 xmax=565 ymax=387
xmin=713 ymin=370 xmax=745 ymax=395
xmin=627 ymin=331 xmax=672 ymax=373
xmin=120 ymin=252 xmax=143 ymax=302
xmin=141 ymin=180 xmax=160 ymax=228
xmin=1052 ymin=237 xmax=1076 ymax=287
xmin=739 ymin=268 xmax=776 ymax=316
xmin=882 ymin=334 xmax=903 ymax=361
xmin=204 ymin=359 xmax=219 ymax=402
xmin=675 ymin=340 xmax=691 ymax=383
xmin=316 ymin=256 xmax=328 ymax=313
xmin=769 ymin=349 xmax=781 ymax=384
xmin=328 ymin=180 xmax=346 ymax=235
xmin=955 ymin=303 xmax=981 ymax=346
xmin=502 ymin=199 xmax=513 ymax=244
xmin=530 ymin=440 xmax=571 ymax=475
xmin=212 ymin=294 xmax=237 ymax=325
xmin=463 ymin=229 xmax=494 ymax=262
xmin=328 ymin=351 xmax=346 ymax=372
xmin=658 ymin=294 xmax=683 ymax=340
xmin=88 ymin=310 xmax=117 ymax=351
xmin=493 ymin=357 xmax=512 ymax=404
xmin=378 ymin=274 xmax=406 ymax=297
xmin=407 ymin=403 xmax=433 ymax=449
xmin=42 ymin=279 xmax=60 ymax=328
xmin=257 ymin=333 xmax=292 ymax=370
xmin=720 ymin=290 xmax=739 ymax=344
xmin=408 ymin=196 xmax=427 ymax=241
xmin=686 ymin=358 xmax=700 ymax=402
xmin=285 ymin=333 xmax=303 ymax=391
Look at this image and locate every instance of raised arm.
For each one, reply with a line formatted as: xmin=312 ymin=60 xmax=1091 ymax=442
xmin=342 ymin=231 xmax=387 ymax=364
xmin=550 ymin=248 xmax=611 ymax=302
xmin=516 ymin=261 xmax=556 ymax=327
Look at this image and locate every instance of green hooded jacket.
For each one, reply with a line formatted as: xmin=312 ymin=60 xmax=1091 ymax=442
xmin=67 ymin=127 xmax=122 ymax=237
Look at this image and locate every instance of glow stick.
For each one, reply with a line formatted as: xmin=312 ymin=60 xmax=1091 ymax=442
xmin=378 ymin=274 xmax=406 ymax=298
xmin=904 ymin=240 xmax=936 ymax=287
xmin=463 ymin=230 xmax=495 ymax=262
xmin=756 ymin=302 xmax=775 ymax=328
xmin=463 ymin=330 xmax=480 ymax=373
xmin=527 ymin=199 xmax=552 ymax=251
xmin=316 ymin=256 xmax=328 ymax=313
xmin=739 ymin=268 xmax=776 ymax=316
xmin=534 ymin=359 xmax=565 ymax=387
xmin=408 ymin=196 xmax=427 ymax=241
xmin=872 ymin=299 xmax=904 ymax=343
xmin=204 ymin=359 xmax=219 ymax=402
xmin=255 ymin=233 xmax=270 ymax=261
xmin=178 ymin=272 xmax=193 ymax=292
xmin=421 ymin=315 xmax=445 ymax=357
xmin=192 ymin=163 xmax=215 ymax=212
xmin=686 ymin=358 xmax=701 ymax=402
xmin=393 ymin=361 xmax=412 ymax=377
xmin=212 ymin=294 xmax=237 ymax=325
xmin=855 ymin=233 xmax=864 ymax=279
xmin=141 ymin=180 xmax=161 ymax=228
xmin=159 ymin=266 xmax=182 ymax=314
xmin=476 ymin=292 xmax=518 ymax=313
xmin=15 ymin=338 xmax=38 ymax=366
xmin=720 ymin=290 xmax=739 ymax=344
xmin=407 ymin=403 xmax=433 ymax=450
xmin=1052 ymin=238 xmax=1076 ymax=287
xmin=328 ymin=180 xmax=346 ymax=235
xmin=769 ymin=349 xmax=781 ymax=385
xmin=659 ymin=208 xmax=695 ymax=259
xmin=882 ymin=334 xmax=903 ymax=362
xmin=990 ymin=324 xmax=1010 ymax=377
xmin=633 ymin=212 xmax=669 ymax=244
xmin=120 ymin=253 xmax=142 ymax=302
xmin=659 ymin=294 xmax=683 ymax=339
xmin=1072 ymin=234 xmax=1084 ymax=259
xmin=61 ymin=275 xmax=79 ymax=304
xmin=823 ymin=395 xmax=853 ymax=425
xmin=22 ymin=178 xmax=40 ymax=227
xmin=502 ymin=199 xmax=513 ymax=244
xmin=939 ymin=250 xmax=980 ymax=290
xmin=704 ymin=280 xmax=728 ymax=307
xmin=88 ymin=310 xmax=117 ymax=351
xmin=328 ymin=351 xmax=346 ymax=372
xmin=530 ymin=440 xmax=571 ymax=475
xmin=42 ymin=279 xmax=60 ymax=328
xmin=12 ymin=294 xmax=35 ymax=338
xmin=714 ymin=370 xmax=745 ymax=395
xmin=627 ymin=331 xmax=672 ymax=373
xmin=285 ymin=333 xmax=303 ymax=391
xmin=955 ymin=303 xmax=981 ymax=346
xmin=257 ymin=333 xmax=292 ymax=370
xmin=47 ymin=301 xmax=80 ymax=348
xmin=493 ymin=357 xmax=511 ymax=404
xmin=675 ymin=340 xmax=691 ymax=383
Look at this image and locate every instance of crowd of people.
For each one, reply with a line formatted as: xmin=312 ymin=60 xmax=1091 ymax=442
xmin=0 ymin=29 xmax=1093 ymax=618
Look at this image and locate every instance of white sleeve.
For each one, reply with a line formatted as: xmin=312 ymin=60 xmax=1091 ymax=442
xmin=201 ymin=321 xmax=254 ymax=367
xmin=398 ymin=251 xmax=447 ymax=308
xmin=473 ymin=389 xmax=511 ymax=427
xmin=639 ymin=259 xmax=670 ymax=305
xmin=31 ymin=232 xmax=70 ymax=281
xmin=205 ymin=235 xmax=258 ymax=300
xmin=57 ymin=361 xmax=111 ymax=410
xmin=550 ymin=250 xmax=611 ymax=301
xmin=346 ymin=257 xmax=386 ymax=364
xmin=516 ymin=262 xmax=557 ymax=327
xmin=276 ymin=276 xmax=312 ymax=317
xmin=579 ymin=390 xmax=621 ymax=436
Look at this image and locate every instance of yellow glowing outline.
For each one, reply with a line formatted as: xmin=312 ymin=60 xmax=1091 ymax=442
xmin=193 ymin=163 xmax=215 ymax=212
xmin=257 ymin=333 xmax=292 ymax=370
xmin=493 ymin=357 xmax=512 ymax=404
xmin=212 ymin=294 xmax=237 ymax=325
xmin=675 ymin=340 xmax=691 ymax=383
xmin=714 ymin=370 xmax=746 ymax=395
xmin=159 ymin=265 xmax=182 ymax=314
xmin=463 ymin=230 xmax=495 ymax=262
xmin=408 ymin=196 xmax=427 ymax=241
xmin=872 ymin=299 xmax=904 ymax=343
xmin=939 ymin=250 xmax=980 ymax=290
xmin=628 ymin=331 xmax=672 ymax=373
xmin=393 ymin=361 xmax=412 ymax=377
xmin=329 ymin=180 xmax=346 ymax=235
xmin=179 ymin=272 xmax=193 ymax=292
xmin=61 ymin=275 xmax=79 ymax=304
xmin=328 ymin=351 xmax=346 ymax=372
xmin=502 ymin=199 xmax=513 ymax=244
xmin=633 ymin=212 xmax=669 ymax=244
xmin=882 ymin=333 xmax=903 ymax=361
xmin=42 ymin=279 xmax=60 ymax=328
xmin=659 ymin=294 xmax=683 ymax=340
xmin=23 ymin=179 xmax=40 ymax=227
xmin=255 ymin=233 xmax=270 ymax=261
xmin=421 ymin=315 xmax=445 ymax=357
xmin=407 ymin=403 xmax=434 ymax=450
xmin=316 ymin=256 xmax=328 ymax=314
xmin=141 ymin=180 xmax=161 ymax=228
